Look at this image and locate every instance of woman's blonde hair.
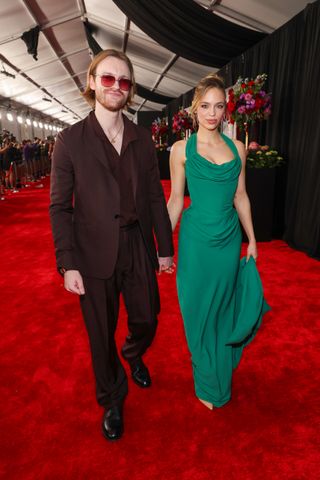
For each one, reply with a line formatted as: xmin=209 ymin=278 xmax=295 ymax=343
xmin=190 ymin=73 xmax=226 ymax=129
xmin=82 ymin=49 xmax=136 ymax=108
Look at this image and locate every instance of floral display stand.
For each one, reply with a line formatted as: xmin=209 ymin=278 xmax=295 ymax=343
xmin=243 ymin=142 xmax=285 ymax=241
xmin=244 ymin=167 xmax=276 ymax=241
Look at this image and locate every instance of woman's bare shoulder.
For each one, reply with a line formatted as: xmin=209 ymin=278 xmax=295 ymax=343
xmin=172 ymin=139 xmax=187 ymax=151
xmin=232 ymin=139 xmax=246 ymax=157
xmin=171 ymin=140 xmax=187 ymax=160
xmin=233 ymin=138 xmax=245 ymax=149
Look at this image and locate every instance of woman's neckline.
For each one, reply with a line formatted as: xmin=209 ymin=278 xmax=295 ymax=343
xmin=194 ymin=132 xmax=237 ymax=166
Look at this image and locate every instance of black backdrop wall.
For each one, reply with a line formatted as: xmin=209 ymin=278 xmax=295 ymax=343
xmin=113 ymin=0 xmax=266 ymax=67
xmin=163 ymin=1 xmax=320 ymax=259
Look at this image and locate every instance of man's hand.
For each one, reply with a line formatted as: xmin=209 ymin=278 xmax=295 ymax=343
xmin=158 ymin=256 xmax=175 ymax=274
xmin=64 ymin=270 xmax=85 ymax=295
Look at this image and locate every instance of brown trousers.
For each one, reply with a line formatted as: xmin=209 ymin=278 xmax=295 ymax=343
xmin=80 ymin=222 xmax=160 ymax=409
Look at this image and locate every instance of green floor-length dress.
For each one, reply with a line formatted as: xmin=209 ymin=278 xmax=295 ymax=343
xmin=177 ymin=132 xmax=270 ymax=407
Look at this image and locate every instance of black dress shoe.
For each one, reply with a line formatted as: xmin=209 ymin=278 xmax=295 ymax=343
xmin=102 ymin=406 xmax=123 ymax=441
xmin=130 ymin=358 xmax=151 ymax=388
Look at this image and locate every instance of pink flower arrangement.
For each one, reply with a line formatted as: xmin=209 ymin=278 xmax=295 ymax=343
xmin=227 ymin=74 xmax=272 ymax=129
xmin=172 ymin=108 xmax=194 ymax=139
xmin=247 ymin=142 xmax=284 ymax=168
xmin=151 ymin=117 xmax=168 ymax=151
xmin=248 ymin=141 xmax=260 ymax=150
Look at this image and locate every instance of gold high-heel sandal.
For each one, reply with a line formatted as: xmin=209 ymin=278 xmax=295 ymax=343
xmin=198 ymin=398 xmax=213 ymax=410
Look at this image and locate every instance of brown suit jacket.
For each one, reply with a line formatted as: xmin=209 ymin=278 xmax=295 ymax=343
xmin=49 ymin=112 xmax=174 ymax=278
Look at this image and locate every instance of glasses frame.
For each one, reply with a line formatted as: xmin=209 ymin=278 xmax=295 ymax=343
xmin=93 ymin=74 xmax=132 ymax=92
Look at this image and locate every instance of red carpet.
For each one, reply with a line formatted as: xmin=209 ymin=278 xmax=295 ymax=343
xmin=1 ymin=180 xmax=319 ymax=480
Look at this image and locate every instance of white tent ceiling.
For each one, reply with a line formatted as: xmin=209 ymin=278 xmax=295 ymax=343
xmin=0 ymin=0 xmax=315 ymax=126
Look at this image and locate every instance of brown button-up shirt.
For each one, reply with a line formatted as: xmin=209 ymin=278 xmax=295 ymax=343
xmin=90 ymin=111 xmax=138 ymax=227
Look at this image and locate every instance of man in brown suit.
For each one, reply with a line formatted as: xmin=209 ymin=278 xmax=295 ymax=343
xmin=49 ymin=50 xmax=174 ymax=441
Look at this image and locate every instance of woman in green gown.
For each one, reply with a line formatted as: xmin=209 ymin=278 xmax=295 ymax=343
xmin=167 ymin=74 xmax=270 ymax=410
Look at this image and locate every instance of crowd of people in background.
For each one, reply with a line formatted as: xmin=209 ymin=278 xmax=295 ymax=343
xmin=0 ymin=130 xmax=55 ymax=200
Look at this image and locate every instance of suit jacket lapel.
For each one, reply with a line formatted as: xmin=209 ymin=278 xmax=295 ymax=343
xmin=84 ymin=113 xmax=117 ymax=180
xmin=125 ymin=142 xmax=138 ymax=200
xmin=84 ymin=112 xmax=139 ymax=195
xmin=121 ymin=115 xmax=139 ymax=199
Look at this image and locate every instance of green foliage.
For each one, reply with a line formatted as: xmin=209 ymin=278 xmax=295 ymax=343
xmin=247 ymin=144 xmax=285 ymax=169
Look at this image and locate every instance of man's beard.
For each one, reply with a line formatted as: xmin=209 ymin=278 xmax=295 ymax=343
xmin=95 ymin=89 xmax=128 ymax=112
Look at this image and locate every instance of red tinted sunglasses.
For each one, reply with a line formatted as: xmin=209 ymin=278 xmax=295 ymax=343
xmin=94 ymin=74 xmax=132 ymax=91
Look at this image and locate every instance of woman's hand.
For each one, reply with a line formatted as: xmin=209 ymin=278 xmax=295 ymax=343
xmin=246 ymin=241 xmax=257 ymax=262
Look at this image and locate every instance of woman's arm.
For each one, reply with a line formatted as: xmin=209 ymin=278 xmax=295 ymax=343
xmin=233 ymin=140 xmax=257 ymax=260
xmin=167 ymin=140 xmax=186 ymax=231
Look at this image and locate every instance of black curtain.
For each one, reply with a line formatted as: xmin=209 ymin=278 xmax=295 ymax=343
xmin=217 ymin=2 xmax=320 ymax=257
xmin=161 ymin=1 xmax=320 ymax=258
xmin=216 ymin=14 xmax=302 ymax=239
xmin=217 ymin=14 xmax=301 ymax=153
xmin=83 ymin=21 xmax=102 ymax=56
xmin=83 ymin=21 xmax=175 ymax=105
xmin=21 ymin=26 xmax=40 ymax=61
xmin=135 ymin=84 xmax=174 ymax=105
xmin=284 ymin=3 xmax=320 ymax=258
xmin=112 ymin=0 xmax=266 ymax=67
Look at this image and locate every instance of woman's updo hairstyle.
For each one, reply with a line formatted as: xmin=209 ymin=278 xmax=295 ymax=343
xmin=190 ymin=73 xmax=226 ymax=129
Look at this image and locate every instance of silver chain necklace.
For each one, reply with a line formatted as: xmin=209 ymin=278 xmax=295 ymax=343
xmin=107 ymin=122 xmax=123 ymax=144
